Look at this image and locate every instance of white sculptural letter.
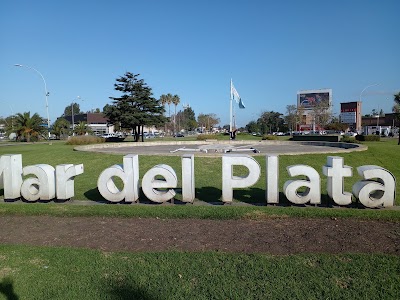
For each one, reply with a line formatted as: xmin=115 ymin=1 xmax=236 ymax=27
xmin=97 ymin=154 xmax=139 ymax=203
xmin=21 ymin=164 xmax=56 ymax=201
xmin=323 ymin=156 xmax=353 ymax=205
xmin=56 ymin=164 xmax=84 ymax=199
xmin=141 ymin=164 xmax=178 ymax=203
xmin=266 ymin=155 xmax=279 ymax=204
xmin=0 ymin=154 xmax=23 ymax=199
xmin=352 ymin=165 xmax=396 ymax=208
xmin=181 ymin=154 xmax=195 ymax=203
xmin=284 ymin=165 xmax=321 ymax=204
xmin=222 ymin=155 xmax=260 ymax=203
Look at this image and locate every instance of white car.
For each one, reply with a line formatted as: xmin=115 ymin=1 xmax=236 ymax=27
xmin=101 ymin=133 xmax=116 ymax=139
xmin=345 ymin=132 xmax=357 ymax=137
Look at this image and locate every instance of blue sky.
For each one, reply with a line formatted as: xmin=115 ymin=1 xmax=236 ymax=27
xmin=1 ymin=0 xmax=399 ymax=127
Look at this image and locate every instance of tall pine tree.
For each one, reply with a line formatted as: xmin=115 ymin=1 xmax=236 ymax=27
xmin=105 ymin=72 xmax=167 ymax=142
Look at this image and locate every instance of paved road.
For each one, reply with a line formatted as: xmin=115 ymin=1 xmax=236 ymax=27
xmin=78 ymin=141 xmax=365 ymax=156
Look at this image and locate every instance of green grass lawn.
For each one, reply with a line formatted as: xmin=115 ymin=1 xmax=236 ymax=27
xmin=0 ymin=139 xmax=400 ymax=299
xmin=0 ymin=245 xmax=399 ymax=300
xmin=0 ymin=138 xmax=399 ymax=215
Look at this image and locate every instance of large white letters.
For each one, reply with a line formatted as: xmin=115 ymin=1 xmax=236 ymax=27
xmin=222 ymin=155 xmax=261 ymax=203
xmin=97 ymin=154 xmax=139 ymax=203
xmin=0 ymin=154 xmax=396 ymax=208
xmin=284 ymin=165 xmax=321 ymax=204
xmin=181 ymin=154 xmax=195 ymax=203
xmin=352 ymin=165 xmax=396 ymax=208
xmin=266 ymin=155 xmax=279 ymax=204
xmin=21 ymin=164 xmax=56 ymax=201
xmin=0 ymin=154 xmax=83 ymax=201
xmin=142 ymin=164 xmax=177 ymax=203
xmin=323 ymin=156 xmax=353 ymax=205
xmin=0 ymin=154 xmax=23 ymax=199
xmin=56 ymin=164 xmax=84 ymax=199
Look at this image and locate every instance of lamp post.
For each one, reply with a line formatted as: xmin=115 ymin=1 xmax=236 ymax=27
xmin=359 ymin=83 xmax=379 ymax=102
xmin=14 ymin=64 xmax=50 ymax=139
xmin=71 ymin=96 xmax=81 ymax=136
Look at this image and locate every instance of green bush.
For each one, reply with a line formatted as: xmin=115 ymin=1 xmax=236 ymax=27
xmin=196 ymin=134 xmax=216 ymax=141
xmin=262 ymin=134 xmax=278 ymax=140
xmin=341 ymin=136 xmax=360 ymax=143
xmin=355 ymin=135 xmax=380 ymax=142
xmin=65 ymin=135 xmax=105 ymax=145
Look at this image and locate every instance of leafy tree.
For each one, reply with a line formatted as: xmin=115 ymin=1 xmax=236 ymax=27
xmin=284 ymin=105 xmax=298 ymax=132
xmin=257 ymin=111 xmax=284 ymax=134
xmin=179 ymin=106 xmax=197 ymax=131
xmin=14 ymin=112 xmax=45 ymax=142
xmin=310 ymin=100 xmax=331 ymax=129
xmin=222 ymin=124 xmax=230 ymax=132
xmin=104 ymin=72 xmax=167 ymax=142
xmin=51 ymin=117 xmax=70 ymax=139
xmin=63 ymin=103 xmax=82 ymax=116
xmin=393 ymin=92 xmax=400 ymax=145
xmin=245 ymin=120 xmax=259 ymax=134
xmin=197 ymin=113 xmax=220 ymax=132
xmin=325 ymin=121 xmax=348 ymax=132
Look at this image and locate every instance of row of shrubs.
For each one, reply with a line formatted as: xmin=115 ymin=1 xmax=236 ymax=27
xmin=65 ymin=135 xmax=105 ymax=145
xmin=196 ymin=134 xmax=217 ymax=141
xmin=354 ymin=134 xmax=381 ymax=141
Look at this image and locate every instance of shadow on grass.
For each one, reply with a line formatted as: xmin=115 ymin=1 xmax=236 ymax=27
xmin=83 ymin=184 xmax=362 ymax=208
xmin=0 ymin=277 xmax=19 ymax=300
xmin=195 ymin=186 xmax=356 ymax=208
xmin=102 ymin=281 xmax=157 ymax=300
xmin=84 ymin=188 xmax=107 ymax=203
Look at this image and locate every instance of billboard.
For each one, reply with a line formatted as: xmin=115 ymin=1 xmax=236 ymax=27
xmin=297 ymin=89 xmax=332 ymax=110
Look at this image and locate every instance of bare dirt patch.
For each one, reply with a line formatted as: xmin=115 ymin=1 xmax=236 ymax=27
xmin=0 ymin=216 xmax=399 ymax=255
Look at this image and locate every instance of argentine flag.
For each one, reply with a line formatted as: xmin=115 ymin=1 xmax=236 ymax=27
xmin=231 ymin=83 xmax=245 ymax=109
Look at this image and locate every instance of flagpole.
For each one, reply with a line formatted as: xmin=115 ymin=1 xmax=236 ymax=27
xmin=229 ymin=79 xmax=233 ymax=134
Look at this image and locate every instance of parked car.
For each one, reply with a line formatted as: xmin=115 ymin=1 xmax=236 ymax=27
xmin=101 ymin=133 xmax=116 ymax=139
xmin=344 ymin=132 xmax=357 ymax=137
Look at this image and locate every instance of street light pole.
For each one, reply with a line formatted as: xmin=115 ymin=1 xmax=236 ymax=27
xmin=359 ymin=83 xmax=379 ymax=102
xmin=14 ymin=64 xmax=50 ymax=140
xmin=71 ymin=96 xmax=81 ymax=136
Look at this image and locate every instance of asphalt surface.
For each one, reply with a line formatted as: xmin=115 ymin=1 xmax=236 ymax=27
xmin=77 ymin=140 xmax=366 ymax=156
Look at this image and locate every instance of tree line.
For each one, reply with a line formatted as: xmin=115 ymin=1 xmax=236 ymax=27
xmin=1 ymin=72 xmax=399 ymax=143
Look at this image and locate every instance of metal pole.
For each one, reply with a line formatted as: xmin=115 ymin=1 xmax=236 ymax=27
xmin=72 ymin=102 xmax=75 ymax=135
xmin=359 ymin=83 xmax=379 ymax=102
xmin=14 ymin=64 xmax=50 ymax=140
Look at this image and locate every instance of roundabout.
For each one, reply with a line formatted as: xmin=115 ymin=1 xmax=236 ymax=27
xmin=75 ymin=140 xmax=367 ymax=156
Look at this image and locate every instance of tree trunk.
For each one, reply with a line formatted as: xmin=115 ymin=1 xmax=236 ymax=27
xmin=134 ymin=125 xmax=140 ymax=142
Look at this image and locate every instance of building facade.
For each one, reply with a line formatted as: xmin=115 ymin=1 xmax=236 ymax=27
xmin=340 ymin=101 xmax=362 ymax=133
xmin=63 ymin=113 xmax=113 ymax=135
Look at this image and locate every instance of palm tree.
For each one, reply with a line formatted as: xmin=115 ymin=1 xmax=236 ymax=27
xmin=393 ymin=92 xmax=400 ymax=145
xmin=159 ymin=94 xmax=168 ymax=108
xmin=159 ymin=94 xmax=169 ymax=134
xmin=14 ymin=112 xmax=44 ymax=142
xmin=74 ymin=121 xmax=91 ymax=136
xmin=172 ymin=94 xmax=180 ymax=134
xmin=51 ymin=117 xmax=70 ymax=139
xmin=166 ymin=93 xmax=173 ymax=119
